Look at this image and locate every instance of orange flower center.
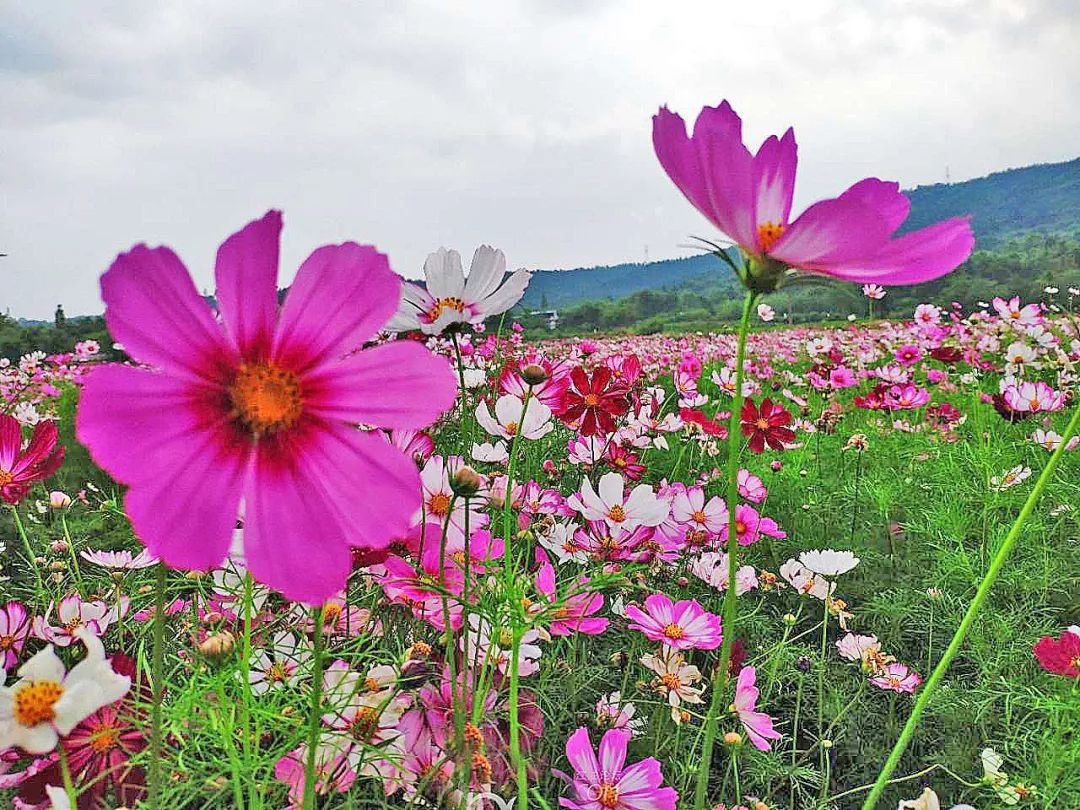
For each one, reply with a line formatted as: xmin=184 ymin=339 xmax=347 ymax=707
xmin=662 ymin=623 xmax=684 ymax=640
xmin=89 ymin=724 xmax=121 ymax=753
xmin=229 ymin=362 xmax=303 ymax=434
xmin=363 ymin=677 xmax=382 ymax=692
xmin=321 ymin=603 xmax=343 ymax=626
xmin=755 ymin=418 xmax=770 ymax=430
xmin=429 ymin=492 xmax=452 ymax=517
xmin=607 ymin=505 xmax=626 ymax=522
xmin=757 ymin=221 xmax=785 ymax=252
xmin=266 ymin=662 xmax=288 ymax=682
xmin=690 ymin=510 xmax=707 ymax=524
xmin=735 ymin=520 xmax=747 ymax=535
xmin=427 ymin=297 xmax=467 ymax=322
xmin=659 ymin=673 xmax=682 ymax=690
xmin=0 ymin=469 xmax=13 ymax=486
xmin=13 ymin=681 xmax=64 ymax=727
xmin=584 ymin=394 xmax=600 ymax=407
xmin=505 ymin=421 xmax=518 ymax=436
xmin=0 ymin=634 xmax=15 ymax=649
xmin=472 ymin=751 xmax=493 ymax=784
xmin=596 ymin=783 xmax=619 ymax=808
xmin=349 ymin=706 xmax=380 ymax=741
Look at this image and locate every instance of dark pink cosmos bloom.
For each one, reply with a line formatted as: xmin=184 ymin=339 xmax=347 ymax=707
xmin=0 ymin=601 xmax=32 ymax=671
xmin=624 ymin=592 xmax=722 ymax=651
xmin=653 ymin=102 xmax=974 ymax=287
xmin=740 ymin=397 xmax=796 ymax=453
xmin=732 ymin=666 xmax=782 ymax=751
xmin=0 ymin=416 xmax=64 ymax=505
xmin=1033 ymin=628 xmax=1080 ymax=677
xmin=562 ymin=727 xmax=677 ymax=810
xmin=535 ymin=561 xmax=609 ymax=637
xmin=76 ymin=212 xmax=456 ymax=604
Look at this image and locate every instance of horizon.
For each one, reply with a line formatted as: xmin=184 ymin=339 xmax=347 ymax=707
xmin=3 ymin=1 xmax=1078 ymax=319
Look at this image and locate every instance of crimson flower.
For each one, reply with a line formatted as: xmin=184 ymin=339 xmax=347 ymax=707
xmin=1033 ymin=629 xmax=1080 ymax=677
xmin=679 ymin=407 xmax=727 ymax=438
xmin=0 ymin=415 xmax=64 ymax=505
xmin=740 ymin=398 xmax=795 ymax=453
xmin=560 ymin=366 xmax=629 ymax=437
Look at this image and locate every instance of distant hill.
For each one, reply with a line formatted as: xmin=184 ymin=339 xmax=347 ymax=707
xmin=521 ymin=157 xmax=1080 ymax=311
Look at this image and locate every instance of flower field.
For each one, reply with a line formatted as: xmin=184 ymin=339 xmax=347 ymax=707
xmin=2 ymin=102 xmax=1079 ymax=810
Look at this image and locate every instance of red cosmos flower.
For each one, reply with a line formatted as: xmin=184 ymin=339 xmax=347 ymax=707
xmin=679 ymin=407 xmax=728 ymax=438
xmin=560 ymin=366 xmax=629 ymax=437
xmin=606 ymin=445 xmax=646 ymax=480
xmin=0 ymin=415 xmax=65 ymax=505
xmin=740 ymin=398 xmax=796 ymax=453
xmin=929 ymin=346 xmax=964 ymax=364
xmin=1033 ymin=629 xmax=1080 ymax=677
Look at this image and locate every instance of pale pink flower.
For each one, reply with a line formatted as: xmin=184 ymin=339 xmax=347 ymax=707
xmin=566 ymin=472 xmax=669 ymax=531
xmin=732 ymin=666 xmax=782 ymax=751
xmin=871 ymin=662 xmax=922 ymax=693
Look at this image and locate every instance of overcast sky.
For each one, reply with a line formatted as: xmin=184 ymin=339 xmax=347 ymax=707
xmin=2 ymin=1 xmax=1078 ymax=319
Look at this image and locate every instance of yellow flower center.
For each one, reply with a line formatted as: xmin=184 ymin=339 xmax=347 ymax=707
xmin=13 ymin=681 xmax=64 ymax=727
xmin=757 ymin=221 xmax=785 ymax=252
xmin=427 ymin=297 xmax=467 ymax=322
xmin=505 ymin=421 xmax=518 ymax=436
xmin=229 ymin=362 xmax=303 ymax=434
xmin=428 ymin=492 xmax=452 ymax=517
xmin=662 ymin=623 xmax=684 ymax=640
xmin=89 ymin=725 xmax=121 ymax=753
xmin=266 ymin=662 xmax=288 ymax=682
xmin=755 ymin=418 xmax=770 ymax=430
xmin=659 ymin=673 xmax=682 ymax=690
xmin=321 ymin=603 xmax=343 ymax=626
xmin=596 ymin=783 xmax=619 ymax=808
xmin=584 ymin=394 xmax=600 ymax=407
xmin=690 ymin=510 xmax=707 ymax=524
xmin=0 ymin=469 xmax=13 ymax=486
xmin=349 ymin=706 xmax=380 ymax=741
xmin=0 ymin=634 xmax=15 ymax=649
xmin=607 ymin=505 xmax=626 ymax=523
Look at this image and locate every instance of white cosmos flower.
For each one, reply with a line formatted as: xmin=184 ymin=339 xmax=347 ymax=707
xmin=0 ymin=629 xmax=130 ymax=753
xmin=387 ymin=245 xmax=531 ymax=335
xmin=475 ymin=394 xmax=553 ymax=441
xmin=799 ymin=549 xmax=860 ymax=577
xmin=779 ymin=559 xmax=834 ymax=600
xmin=565 ymin=472 xmax=669 ymax=530
xmin=471 ymin=441 xmax=510 ymax=464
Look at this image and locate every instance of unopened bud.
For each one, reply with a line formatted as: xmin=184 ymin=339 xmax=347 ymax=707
xmin=782 ymin=613 xmax=797 ymax=626
xmin=451 ymin=466 xmax=483 ymax=497
xmin=821 ymin=738 xmax=833 ymax=749
xmin=521 ymin=363 xmax=549 ymax=386
xmin=675 ymin=576 xmax=689 ymax=587
xmin=50 ymin=540 xmax=69 ymax=553
xmin=199 ymin=630 xmax=235 ymax=659
xmin=723 ymin=731 xmax=742 ymax=745
xmin=49 ymin=561 xmax=66 ymax=571
xmin=49 ymin=491 xmax=72 ymax=509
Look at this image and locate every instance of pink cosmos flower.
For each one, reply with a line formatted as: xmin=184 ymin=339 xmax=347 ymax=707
xmin=76 ymin=212 xmax=456 ymax=604
xmin=652 ymin=101 xmax=973 ymax=288
xmin=871 ymin=662 xmax=923 ymax=693
xmin=863 ymin=283 xmax=887 ymax=300
xmin=535 ymin=561 xmax=609 ymax=637
xmin=736 ymin=469 xmax=767 ymax=503
xmin=992 ymin=295 xmax=1042 ymax=327
xmin=561 ymin=727 xmax=678 ymax=810
xmin=79 ymin=549 xmax=159 ymax=570
xmin=721 ymin=503 xmax=785 ymax=546
xmin=0 ymin=416 xmax=65 ymax=505
xmin=32 ymin=595 xmax=118 ymax=647
xmin=1002 ymin=380 xmax=1065 ymax=414
xmin=567 ymin=472 xmax=669 ymax=531
xmin=0 ymin=601 xmax=32 ymax=670
xmin=671 ymin=486 xmax=728 ymax=537
xmin=690 ymin=552 xmax=759 ymax=595
xmin=624 ymin=593 xmax=722 ymax=651
xmin=884 ymin=384 xmax=930 ymax=410
xmin=732 ymin=666 xmax=782 ymax=751
xmin=1033 ymin=627 xmax=1080 ymax=677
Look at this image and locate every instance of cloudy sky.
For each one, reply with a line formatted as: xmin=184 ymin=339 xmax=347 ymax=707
xmin=2 ymin=0 xmax=1077 ymax=318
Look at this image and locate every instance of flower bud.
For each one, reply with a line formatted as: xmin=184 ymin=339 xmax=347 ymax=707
xmin=49 ymin=491 xmax=72 ymax=509
xmin=770 ymin=460 xmax=782 ymax=471
xmin=450 ymin=466 xmax=482 ymax=497
xmin=521 ymin=363 xmax=549 ymax=386
xmin=199 ymin=630 xmax=235 ymax=659
xmin=723 ymin=731 xmax=742 ymax=745
xmin=782 ymin=613 xmax=797 ymax=626
xmin=49 ymin=561 xmax=66 ymax=572
xmin=50 ymin=540 xmax=69 ymax=553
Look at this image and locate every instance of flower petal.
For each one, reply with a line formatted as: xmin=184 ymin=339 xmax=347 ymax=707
xmin=752 ymin=127 xmax=798 ymax=233
xmin=301 ymin=341 xmax=457 ymax=430
xmin=770 ymin=196 xmax=893 ymax=269
xmin=821 ymin=217 xmax=975 ymax=284
xmin=273 ymin=243 xmax=400 ymax=374
xmin=214 ymin=210 xmax=283 ymax=359
xmin=565 ymin=726 xmax=600 ymax=786
xmin=99 ymin=244 xmax=236 ymax=383
xmin=596 ymin=728 xmax=628 ymax=783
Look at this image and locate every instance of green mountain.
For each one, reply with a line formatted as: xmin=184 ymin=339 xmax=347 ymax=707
xmin=520 ymin=157 xmax=1080 ymax=313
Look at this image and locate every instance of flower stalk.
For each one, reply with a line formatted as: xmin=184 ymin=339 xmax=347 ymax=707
xmin=693 ymin=288 xmax=756 ymax=810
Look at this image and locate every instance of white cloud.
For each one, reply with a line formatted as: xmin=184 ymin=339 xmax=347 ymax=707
xmin=1 ymin=0 xmax=1077 ymax=317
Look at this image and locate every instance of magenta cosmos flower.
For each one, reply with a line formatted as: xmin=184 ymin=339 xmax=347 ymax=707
xmin=732 ymin=666 xmax=781 ymax=751
xmin=562 ymin=727 xmax=677 ymax=810
xmin=653 ymin=101 xmax=974 ymax=291
xmin=624 ymin=592 xmax=722 ymax=651
xmin=76 ymin=211 xmax=457 ymax=603
xmin=0 ymin=415 xmax=64 ymax=505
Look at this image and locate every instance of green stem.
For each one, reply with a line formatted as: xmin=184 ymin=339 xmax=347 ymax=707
xmin=693 ymin=288 xmax=756 ymax=810
xmin=58 ymin=744 xmax=77 ymax=807
xmin=149 ymin=563 xmax=167 ymax=809
xmin=303 ymin=605 xmax=326 ymax=810
xmin=10 ymin=505 xmax=44 ymax=596
xmin=241 ymin=573 xmax=255 ymax=807
xmin=508 ymin=624 xmax=528 ymax=810
xmin=861 ymin=401 xmax=1080 ymax=809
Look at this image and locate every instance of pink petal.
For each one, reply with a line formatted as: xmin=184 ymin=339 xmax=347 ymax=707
xmin=76 ymin=365 xmax=248 ymax=570
xmin=769 ymin=196 xmax=892 ymax=268
xmin=302 ymin=341 xmax=457 ymax=430
xmin=596 ymin=728 xmax=628 ymax=783
xmin=0 ymin=415 xmax=20 ymax=470
xmin=614 ymin=758 xmax=663 ymax=795
xmin=752 ymin=127 xmax=797 ymax=234
xmin=8 ymin=420 xmax=59 ymax=476
xmin=243 ymin=421 xmax=421 ymax=603
xmin=215 ymin=211 xmax=283 ymax=358
xmin=642 ymin=592 xmax=674 ymax=625
xmin=838 ymin=178 xmax=910 ymax=234
xmin=565 ymin=727 xmax=600 ymax=786
xmin=100 ymin=244 xmax=236 ymax=384
xmin=273 ymin=243 xmax=400 ymax=374
xmin=821 ymin=217 xmax=975 ymax=284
